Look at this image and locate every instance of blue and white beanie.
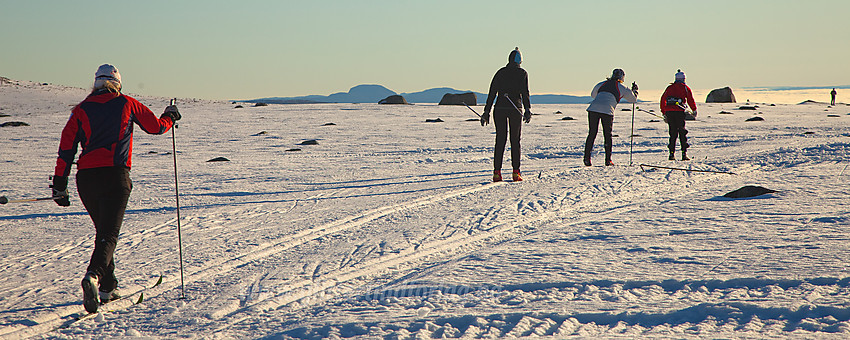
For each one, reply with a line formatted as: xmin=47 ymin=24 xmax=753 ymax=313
xmin=509 ymin=47 xmax=521 ymax=64
xmin=675 ymin=69 xmax=686 ymax=82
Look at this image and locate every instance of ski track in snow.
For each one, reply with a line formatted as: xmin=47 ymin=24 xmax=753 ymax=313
xmin=1 ymin=80 xmax=850 ymax=338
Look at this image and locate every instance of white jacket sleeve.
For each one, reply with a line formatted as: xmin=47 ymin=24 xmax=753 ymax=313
xmin=618 ymin=83 xmax=637 ymax=103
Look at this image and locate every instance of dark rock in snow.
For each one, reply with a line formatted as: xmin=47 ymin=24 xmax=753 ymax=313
xmin=378 ymin=95 xmax=408 ymax=105
xmin=286 ymin=148 xmax=302 ymax=152
xmin=561 ymin=116 xmax=575 ymax=121
xmin=723 ymin=185 xmax=777 ymax=198
xmin=322 ymin=122 xmax=337 ymax=126
xmin=234 ymin=105 xmax=244 ymax=108
xmin=207 ymin=157 xmax=230 ymax=162
xmin=745 ymin=116 xmax=764 ymax=122
xmin=254 ymin=102 xmax=269 ymax=107
xmin=438 ymin=92 xmax=477 ymax=106
xmin=0 ymin=121 xmax=29 ymax=127
xmin=425 ymin=118 xmax=444 ymax=123
xmin=738 ymin=105 xmax=758 ymax=110
xmin=253 ymin=131 xmax=268 ymax=136
xmin=299 ymin=140 xmax=319 ymax=145
xmin=706 ymin=87 xmax=737 ymax=103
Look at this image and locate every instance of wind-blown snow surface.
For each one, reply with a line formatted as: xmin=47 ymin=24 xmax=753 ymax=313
xmin=2 ymin=79 xmax=850 ymax=339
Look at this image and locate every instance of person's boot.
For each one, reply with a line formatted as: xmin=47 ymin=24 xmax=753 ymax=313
xmin=605 ymin=159 xmax=615 ymax=166
xmin=99 ymin=288 xmax=121 ymax=303
xmin=669 ymin=151 xmax=676 ymax=161
xmin=682 ymin=150 xmax=690 ymax=161
xmin=493 ymin=170 xmax=502 ymax=182
xmin=81 ymin=272 xmax=100 ymax=313
xmin=512 ymin=169 xmax=523 ymax=182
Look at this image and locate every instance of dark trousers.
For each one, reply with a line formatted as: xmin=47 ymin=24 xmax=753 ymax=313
xmin=77 ymin=166 xmax=132 ymax=292
xmin=665 ymin=111 xmax=689 ymax=152
xmin=584 ymin=111 xmax=614 ymax=161
xmin=493 ymin=107 xmax=522 ymax=171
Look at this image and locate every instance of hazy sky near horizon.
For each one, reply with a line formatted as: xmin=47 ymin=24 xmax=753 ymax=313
xmin=2 ymin=0 xmax=848 ymax=100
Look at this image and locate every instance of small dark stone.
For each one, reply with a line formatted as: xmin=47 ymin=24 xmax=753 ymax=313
xmin=466 ymin=118 xmax=479 ymax=122
xmin=738 ymin=105 xmax=758 ymax=110
xmin=803 ymin=131 xmax=815 ymax=135
xmin=827 ymin=114 xmax=840 ymax=117
xmin=745 ymin=116 xmax=765 ymax=122
xmin=0 ymin=121 xmax=29 ymax=127
xmin=723 ymin=185 xmax=777 ymax=198
xmin=207 ymin=157 xmax=230 ymax=162
xmin=425 ymin=118 xmax=444 ymax=123
xmin=299 ymin=140 xmax=319 ymax=145
xmin=254 ymin=131 xmax=268 ymax=136
xmin=254 ymin=102 xmax=269 ymax=107
xmin=285 ymin=148 xmax=302 ymax=152
xmin=322 ymin=122 xmax=337 ymax=126
xmin=719 ymin=111 xmax=733 ymax=114
xmin=561 ymin=116 xmax=575 ymax=121
xmin=234 ymin=105 xmax=244 ymax=109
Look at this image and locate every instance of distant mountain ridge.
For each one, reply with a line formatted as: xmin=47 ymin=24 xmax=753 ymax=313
xmin=242 ymin=84 xmax=593 ymax=105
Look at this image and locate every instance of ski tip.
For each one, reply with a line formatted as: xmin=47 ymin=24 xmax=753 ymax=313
xmin=136 ymin=292 xmax=144 ymax=304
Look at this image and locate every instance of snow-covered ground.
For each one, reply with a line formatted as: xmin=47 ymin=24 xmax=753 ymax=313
xmin=1 ymin=78 xmax=850 ymax=339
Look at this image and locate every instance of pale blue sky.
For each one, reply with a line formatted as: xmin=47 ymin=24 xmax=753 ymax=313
xmin=2 ymin=0 xmax=847 ymax=100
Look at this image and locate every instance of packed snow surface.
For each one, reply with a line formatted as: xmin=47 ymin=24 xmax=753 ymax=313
xmin=1 ymin=79 xmax=850 ymax=339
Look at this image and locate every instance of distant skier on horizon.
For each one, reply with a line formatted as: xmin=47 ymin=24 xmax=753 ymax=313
xmin=52 ymin=64 xmax=181 ymax=313
xmin=660 ymin=69 xmax=698 ymax=161
xmin=831 ymin=88 xmax=837 ymax=105
xmin=583 ymin=68 xmax=638 ymax=166
xmin=481 ymin=47 xmax=532 ymax=182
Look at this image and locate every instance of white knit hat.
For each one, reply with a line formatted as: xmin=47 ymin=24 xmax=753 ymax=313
xmin=95 ymin=64 xmax=121 ymax=84
xmin=675 ymin=69 xmax=686 ymax=81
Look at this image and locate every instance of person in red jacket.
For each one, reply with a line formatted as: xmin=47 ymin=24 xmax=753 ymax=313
xmin=660 ymin=70 xmax=697 ymax=161
xmin=52 ymin=64 xmax=181 ymax=313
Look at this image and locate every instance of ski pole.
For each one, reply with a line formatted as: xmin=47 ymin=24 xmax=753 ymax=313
xmin=635 ymin=107 xmax=662 ymax=118
xmin=639 ymin=163 xmax=736 ymax=175
xmin=169 ymin=98 xmax=186 ymax=299
xmin=629 ymin=82 xmax=637 ymax=166
xmin=502 ymin=94 xmax=523 ymax=115
xmin=0 ymin=196 xmax=63 ymax=204
xmin=461 ymin=102 xmax=482 ymax=118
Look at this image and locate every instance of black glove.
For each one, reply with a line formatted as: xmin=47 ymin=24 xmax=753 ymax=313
xmin=51 ymin=176 xmax=70 ymax=207
xmin=631 ymin=82 xmax=639 ymax=96
xmin=161 ymin=105 xmax=181 ymax=122
xmin=480 ymin=111 xmax=490 ymax=126
xmin=523 ymin=111 xmax=532 ymax=123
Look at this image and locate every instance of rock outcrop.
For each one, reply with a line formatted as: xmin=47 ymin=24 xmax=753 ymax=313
xmin=706 ymin=87 xmax=736 ymax=103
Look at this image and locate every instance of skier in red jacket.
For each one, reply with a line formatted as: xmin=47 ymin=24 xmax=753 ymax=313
xmin=660 ymin=70 xmax=697 ymax=161
xmin=52 ymin=64 xmax=181 ymax=313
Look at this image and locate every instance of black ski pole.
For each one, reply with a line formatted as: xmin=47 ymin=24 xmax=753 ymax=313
xmin=169 ymin=98 xmax=186 ymax=299
xmin=461 ymin=102 xmax=482 ymax=118
xmin=0 ymin=196 xmax=62 ymax=204
xmin=629 ymin=82 xmax=637 ymax=166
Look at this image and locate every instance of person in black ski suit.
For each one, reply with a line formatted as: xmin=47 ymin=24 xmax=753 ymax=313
xmin=52 ymin=64 xmax=181 ymax=313
xmin=481 ymin=47 xmax=532 ymax=182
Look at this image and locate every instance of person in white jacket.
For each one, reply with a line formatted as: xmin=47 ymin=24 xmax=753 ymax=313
xmin=583 ymin=69 xmax=638 ymax=166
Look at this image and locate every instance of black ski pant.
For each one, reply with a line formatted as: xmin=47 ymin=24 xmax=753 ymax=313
xmin=665 ymin=111 xmax=689 ymax=152
xmin=584 ymin=111 xmax=614 ymax=162
xmin=493 ymin=107 xmax=522 ymax=172
xmin=77 ymin=166 xmax=132 ymax=293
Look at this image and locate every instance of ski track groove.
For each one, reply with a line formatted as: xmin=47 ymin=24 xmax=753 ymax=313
xmin=207 ymin=160 xmax=765 ymax=333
